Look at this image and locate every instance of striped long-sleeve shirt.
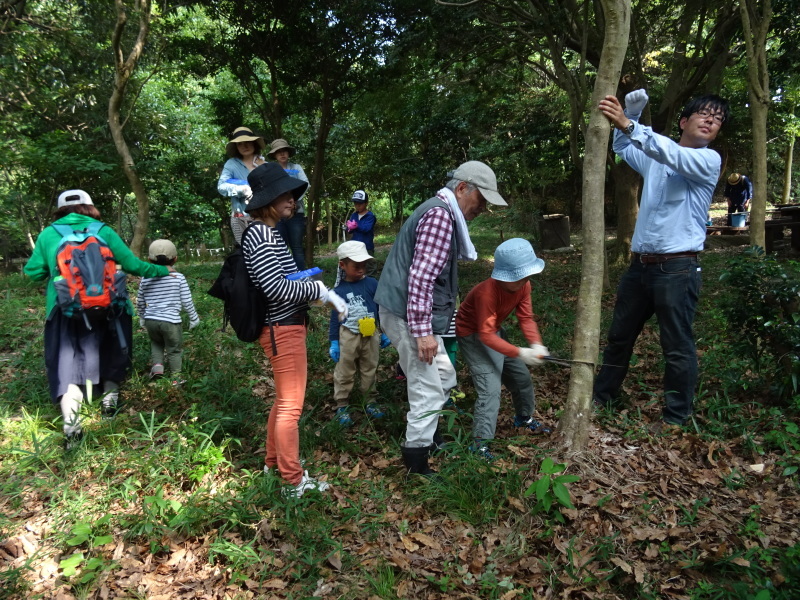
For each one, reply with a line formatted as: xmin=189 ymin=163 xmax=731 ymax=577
xmin=137 ymin=272 xmax=199 ymax=324
xmin=241 ymin=221 xmax=320 ymax=323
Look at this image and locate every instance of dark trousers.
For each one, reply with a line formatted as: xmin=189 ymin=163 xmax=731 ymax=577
xmin=276 ymin=213 xmax=306 ymax=270
xmin=593 ymin=257 xmax=701 ymax=424
xmin=44 ymin=311 xmax=133 ymax=403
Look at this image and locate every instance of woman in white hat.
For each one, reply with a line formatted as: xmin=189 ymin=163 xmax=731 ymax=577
xmin=268 ymin=138 xmax=310 ymax=269
xmin=24 ymin=190 xmax=174 ymax=449
xmin=217 ymin=127 xmax=267 ymax=245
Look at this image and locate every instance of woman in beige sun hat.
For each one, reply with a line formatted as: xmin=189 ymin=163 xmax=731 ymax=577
xmin=268 ymin=138 xmax=310 ymax=269
xmin=217 ymin=127 xmax=268 ymax=245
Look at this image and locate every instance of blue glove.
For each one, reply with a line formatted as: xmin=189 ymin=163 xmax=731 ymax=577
xmin=380 ymin=334 xmax=391 ymax=349
xmin=329 ymin=340 xmax=340 ymax=362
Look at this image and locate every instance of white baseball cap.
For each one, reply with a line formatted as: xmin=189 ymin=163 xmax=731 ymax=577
xmin=57 ymin=189 xmax=94 ymax=208
xmin=337 ymin=241 xmax=373 ymax=262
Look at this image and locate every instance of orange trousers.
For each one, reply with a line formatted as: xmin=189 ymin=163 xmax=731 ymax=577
xmin=259 ymin=323 xmax=307 ymax=486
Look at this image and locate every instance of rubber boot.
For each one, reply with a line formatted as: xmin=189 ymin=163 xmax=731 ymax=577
xmin=428 ymin=428 xmax=447 ymax=457
xmin=402 ymin=445 xmax=436 ymax=477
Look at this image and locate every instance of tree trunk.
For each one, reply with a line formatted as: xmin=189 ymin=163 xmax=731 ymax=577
xmin=609 ymin=161 xmax=639 ymax=263
xmin=739 ymin=0 xmax=772 ymax=249
xmin=782 ymin=135 xmax=795 ymax=204
xmin=557 ymin=0 xmax=630 ymax=454
xmin=108 ymin=0 xmax=152 ymax=257
xmin=304 ymin=90 xmax=335 ymax=266
xmin=326 ymin=192 xmax=333 ymax=246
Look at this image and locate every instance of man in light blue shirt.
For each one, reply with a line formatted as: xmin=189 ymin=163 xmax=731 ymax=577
xmin=594 ymin=90 xmax=729 ymax=429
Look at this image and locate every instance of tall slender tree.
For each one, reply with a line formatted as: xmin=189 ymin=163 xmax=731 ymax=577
xmin=557 ymin=0 xmax=630 ymax=452
xmin=109 ymin=0 xmax=153 ymax=257
xmin=739 ymin=0 xmax=771 ymax=248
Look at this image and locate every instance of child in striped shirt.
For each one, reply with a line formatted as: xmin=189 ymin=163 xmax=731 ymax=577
xmin=137 ymin=239 xmax=199 ymax=385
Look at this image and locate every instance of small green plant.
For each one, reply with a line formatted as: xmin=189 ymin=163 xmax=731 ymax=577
xmin=59 ymin=514 xmax=117 ymax=585
xmin=524 ymin=457 xmax=581 ymax=521
xmin=763 ymin=419 xmax=800 ymax=481
xmin=365 ymin=563 xmax=400 ymax=599
xmin=676 ymin=497 xmax=710 ymax=527
xmin=208 ymin=536 xmax=262 ymax=584
xmin=143 ymin=486 xmax=184 ymax=529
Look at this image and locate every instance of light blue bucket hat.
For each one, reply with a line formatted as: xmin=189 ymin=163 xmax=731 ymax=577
xmin=491 ymin=238 xmax=545 ymax=282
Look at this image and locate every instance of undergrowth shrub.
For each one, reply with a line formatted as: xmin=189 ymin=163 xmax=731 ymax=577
xmin=719 ymin=246 xmax=800 ymax=400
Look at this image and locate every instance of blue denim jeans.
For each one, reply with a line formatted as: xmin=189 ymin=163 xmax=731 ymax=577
xmin=458 ymin=330 xmax=535 ymax=441
xmin=593 ymin=256 xmax=701 ymax=424
xmin=275 ymin=213 xmax=306 ymax=270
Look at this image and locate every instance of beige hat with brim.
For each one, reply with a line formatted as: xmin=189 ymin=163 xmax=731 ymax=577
xmin=337 ymin=241 xmax=373 ymax=262
xmin=448 ymin=161 xmax=507 ymax=206
xmin=225 ymin=127 xmax=266 ymax=157
xmin=149 ymin=239 xmax=177 ymax=261
xmin=728 ymin=173 xmax=741 ymax=185
xmin=268 ymin=138 xmax=296 ymax=159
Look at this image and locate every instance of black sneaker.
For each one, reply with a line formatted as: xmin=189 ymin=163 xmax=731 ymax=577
xmin=64 ymin=431 xmax=84 ymax=451
xmin=102 ymin=402 xmax=123 ymax=420
xmin=513 ymin=415 xmax=551 ymax=434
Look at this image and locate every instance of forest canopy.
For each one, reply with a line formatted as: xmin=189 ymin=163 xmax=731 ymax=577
xmin=0 ymin=0 xmax=797 ymax=260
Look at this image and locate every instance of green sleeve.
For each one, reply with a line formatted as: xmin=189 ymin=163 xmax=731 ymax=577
xmin=101 ymin=225 xmax=169 ymax=278
xmin=23 ymin=235 xmax=52 ymax=282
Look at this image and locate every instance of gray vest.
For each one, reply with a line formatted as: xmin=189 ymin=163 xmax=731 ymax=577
xmin=375 ymin=197 xmax=458 ymax=335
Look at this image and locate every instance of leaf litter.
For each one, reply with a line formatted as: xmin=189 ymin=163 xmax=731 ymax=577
xmin=1 ymin=247 xmax=798 ymax=598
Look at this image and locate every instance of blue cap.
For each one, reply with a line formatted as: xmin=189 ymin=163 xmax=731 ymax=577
xmin=491 ymin=238 xmax=544 ymax=282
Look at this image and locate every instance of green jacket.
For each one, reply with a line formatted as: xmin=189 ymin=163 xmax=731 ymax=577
xmin=24 ymin=214 xmax=169 ymax=319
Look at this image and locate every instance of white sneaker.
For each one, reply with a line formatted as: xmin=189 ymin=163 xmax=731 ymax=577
xmin=283 ymin=470 xmax=330 ymax=498
xmin=149 ymin=364 xmax=164 ymax=379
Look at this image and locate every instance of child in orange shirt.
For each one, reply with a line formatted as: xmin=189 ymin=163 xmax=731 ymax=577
xmin=455 ymin=238 xmax=550 ymax=459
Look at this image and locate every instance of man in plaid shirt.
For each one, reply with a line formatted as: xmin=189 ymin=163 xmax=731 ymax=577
xmin=375 ymin=161 xmax=507 ymax=476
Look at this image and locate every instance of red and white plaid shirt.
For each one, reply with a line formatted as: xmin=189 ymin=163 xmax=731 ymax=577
xmin=407 ymin=206 xmax=454 ymax=337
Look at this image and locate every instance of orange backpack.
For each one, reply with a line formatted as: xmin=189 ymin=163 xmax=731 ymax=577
xmin=52 ymin=222 xmax=128 ymax=331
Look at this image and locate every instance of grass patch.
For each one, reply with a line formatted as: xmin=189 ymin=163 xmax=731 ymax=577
xmin=1 ymin=221 xmax=799 ymax=598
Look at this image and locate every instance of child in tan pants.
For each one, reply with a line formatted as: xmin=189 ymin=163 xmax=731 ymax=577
xmin=328 ymin=241 xmax=391 ymax=426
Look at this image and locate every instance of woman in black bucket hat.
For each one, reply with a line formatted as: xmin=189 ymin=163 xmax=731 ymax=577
xmin=241 ymin=163 xmax=348 ymax=498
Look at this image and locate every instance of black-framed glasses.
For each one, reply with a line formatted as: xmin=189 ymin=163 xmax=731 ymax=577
xmin=695 ymin=109 xmax=725 ymax=124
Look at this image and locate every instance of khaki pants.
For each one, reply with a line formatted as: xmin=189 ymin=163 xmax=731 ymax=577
xmin=379 ymin=308 xmax=456 ymax=448
xmin=333 ymin=327 xmax=380 ymax=408
xmin=145 ymin=319 xmax=184 ymax=374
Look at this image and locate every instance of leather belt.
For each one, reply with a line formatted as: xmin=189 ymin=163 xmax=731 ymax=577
xmin=273 ymin=310 xmax=308 ymax=327
xmin=633 ymin=252 xmax=699 ymax=264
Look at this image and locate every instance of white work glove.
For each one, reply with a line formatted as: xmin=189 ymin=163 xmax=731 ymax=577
xmin=326 ymin=290 xmax=348 ymax=322
xmin=139 ymin=318 xmax=146 ymax=328
xmin=312 ymin=281 xmax=349 ymax=321
xmin=235 ymin=184 xmax=251 ymax=197
xmin=624 ymin=89 xmax=649 ymax=119
xmin=518 ymin=344 xmax=549 ymax=366
xmin=189 ymin=318 xmax=200 ymax=330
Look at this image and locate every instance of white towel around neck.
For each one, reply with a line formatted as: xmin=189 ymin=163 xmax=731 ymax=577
xmin=436 ymin=187 xmax=477 ymax=261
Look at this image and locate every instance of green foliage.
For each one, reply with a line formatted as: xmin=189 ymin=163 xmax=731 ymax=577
xmin=523 ymin=456 xmax=581 ymax=520
xmin=59 ymin=514 xmax=118 ymax=585
xmin=719 ymin=246 xmax=800 ymax=399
